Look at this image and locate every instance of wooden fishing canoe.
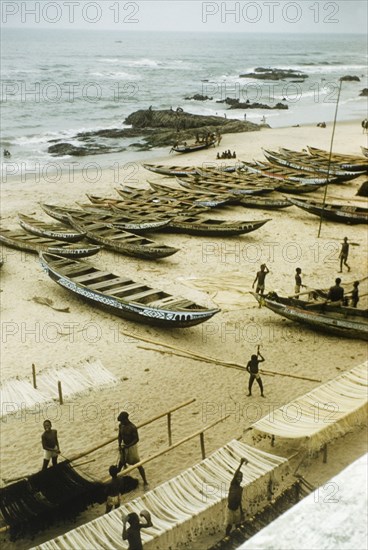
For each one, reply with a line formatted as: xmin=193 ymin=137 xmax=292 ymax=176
xmin=241 ymin=160 xmax=332 ymax=184
xmin=170 ymin=140 xmax=216 ymax=153
xmin=142 ymin=162 xmax=241 ymax=176
xmin=262 ymin=149 xmax=364 ymax=180
xmin=307 ymin=146 xmax=368 ymax=172
xmin=18 ymin=213 xmax=85 ymax=242
xmin=40 ymin=204 xmax=171 ymax=232
xmin=68 ymin=215 xmax=179 ymax=260
xmin=40 ymin=253 xmax=220 ymax=328
xmin=0 ymin=228 xmax=101 ymax=257
xmin=285 ymin=197 xmax=368 ymax=224
xmin=252 ymin=292 xmax=368 ymax=340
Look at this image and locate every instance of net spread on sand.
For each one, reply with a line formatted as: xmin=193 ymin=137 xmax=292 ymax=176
xmin=0 ymin=359 xmax=117 ymax=418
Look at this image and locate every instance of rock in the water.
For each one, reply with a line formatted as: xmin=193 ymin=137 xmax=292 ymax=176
xmin=340 ymin=75 xmax=360 ymax=82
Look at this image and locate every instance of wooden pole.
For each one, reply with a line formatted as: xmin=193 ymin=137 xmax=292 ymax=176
xmin=138 ymin=345 xmax=321 ymax=383
xmin=32 ymin=363 xmax=37 ymax=389
xmin=68 ymin=398 xmax=196 ymax=463
xmin=57 ymin=381 xmax=63 ymax=405
xmin=167 ymin=412 xmax=172 ymax=447
xmin=323 ymin=443 xmax=328 ymax=464
xmin=199 ymin=432 xmax=206 ymax=460
xmin=317 ymin=79 xmax=343 ymax=238
xmin=103 ymin=414 xmax=231 ymax=483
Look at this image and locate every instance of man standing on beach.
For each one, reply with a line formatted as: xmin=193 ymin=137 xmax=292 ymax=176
xmin=252 ymin=264 xmax=270 ymax=296
xmin=225 ymin=458 xmax=248 ymax=538
xmin=117 ymin=411 xmax=148 ymax=486
xmin=339 ymin=237 xmax=350 ymax=273
xmin=246 ymin=346 xmax=265 ymax=398
xmin=294 ymin=267 xmax=305 ymax=298
xmin=41 ymin=419 xmax=60 ymax=470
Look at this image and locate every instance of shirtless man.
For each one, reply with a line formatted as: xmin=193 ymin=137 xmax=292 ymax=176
xmin=41 ymin=419 xmax=60 ymax=470
xmin=252 ymin=264 xmax=270 ymax=296
xmin=117 ymin=411 xmax=148 ymax=486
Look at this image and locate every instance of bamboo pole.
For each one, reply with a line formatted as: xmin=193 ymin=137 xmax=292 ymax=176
xmin=57 ymin=381 xmax=63 ymax=405
xmin=102 ymin=414 xmax=231 ymax=483
xmin=32 ymin=364 xmax=37 ymax=389
xmin=137 ymin=344 xmax=321 ymax=383
xmin=167 ymin=412 xmax=172 ymax=447
xmin=68 ymin=398 xmax=196 ymax=463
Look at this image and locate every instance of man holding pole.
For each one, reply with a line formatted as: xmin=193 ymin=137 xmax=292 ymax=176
xmin=225 ymin=457 xmax=249 ymax=538
xmin=246 ymin=346 xmax=265 ymax=398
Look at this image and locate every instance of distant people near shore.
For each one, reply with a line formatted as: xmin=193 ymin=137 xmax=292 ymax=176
xmin=217 ymin=150 xmax=235 ymax=159
xmin=3 ymin=149 xmax=11 ymax=158
xmin=327 ymin=277 xmax=344 ymax=305
xmin=317 ymin=122 xmax=326 ymax=128
xmin=122 ymin=510 xmax=153 ymax=550
xmin=216 ymin=130 xmax=222 ymax=146
xmin=117 ymin=411 xmax=148 ymax=486
xmin=339 ymin=237 xmax=350 ymax=273
xmin=41 ymin=419 xmax=60 ymax=470
xmin=252 ymin=264 xmax=270 ymax=296
xmin=362 ymin=119 xmax=368 ymax=134
xmin=261 ymin=115 xmax=266 ymax=124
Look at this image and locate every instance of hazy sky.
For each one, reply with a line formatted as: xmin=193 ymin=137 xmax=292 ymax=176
xmin=1 ymin=0 xmax=367 ymax=33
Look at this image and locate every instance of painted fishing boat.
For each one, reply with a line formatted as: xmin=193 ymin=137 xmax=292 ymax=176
xmin=241 ymin=160 xmax=332 ymax=184
xmin=0 ymin=228 xmax=101 ymax=257
xmin=170 ymin=139 xmax=216 ymax=153
xmin=109 ymin=206 xmax=270 ymax=236
xmin=252 ymin=292 xmax=368 ymax=340
xmin=40 ymin=253 xmax=220 ymax=328
xmin=86 ymin=193 xmax=206 ymax=213
xmin=307 ymin=146 xmax=368 ymax=172
xmin=116 ymin=185 xmax=232 ymax=208
xmin=176 ymin=176 xmax=275 ymax=196
xmin=286 ymin=197 xmax=368 ymax=224
xmin=263 ymin=148 xmax=364 ymax=180
xmin=67 ymin=215 xmax=179 ymax=260
xmin=142 ymin=163 xmax=242 ymax=177
xmin=40 ymin=203 xmax=171 ymax=232
xmin=18 ymin=213 xmax=85 ymax=242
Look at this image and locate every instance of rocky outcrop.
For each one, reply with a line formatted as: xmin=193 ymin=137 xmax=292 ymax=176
xmin=216 ymin=98 xmax=288 ymax=110
xmin=359 ymin=88 xmax=368 ymax=96
xmin=340 ymin=75 xmax=360 ymax=82
xmin=184 ymin=94 xmax=213 ymax=101
xmin=239 ymin=67 xmax=307 ymax=80
xmin=47 ymin=108 xmax=261 ymax=156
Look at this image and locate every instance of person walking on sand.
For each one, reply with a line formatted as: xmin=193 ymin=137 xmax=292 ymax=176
xmin=122 ymin=510 xmax=153 ymax=550
xmin=224 ymin=458 xmax=249 ymax=539
xmin=339 ymin=237 xmax=350 ymax=273
xmin=117 ymin=411 xmax=148 ymax=486
xmin=252 ymin=264 xmax=269 ymax=296
xmin=41 ymin=419 xmax=60 ymax=470
xmin=294 ymin=267 xmax=305 ymax=298
xmin=105 ymin=465 xmax=121 ymax=514
xmin=246 ymin=346 xmax=265 ymax=397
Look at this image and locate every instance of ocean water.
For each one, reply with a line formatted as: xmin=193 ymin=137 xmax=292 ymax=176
xmin=1 ymin=29 xmax=367 ymax=174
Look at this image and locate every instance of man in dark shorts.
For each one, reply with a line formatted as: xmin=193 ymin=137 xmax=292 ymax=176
xmin=246 ymin=347 xmax=265 ymax=397
xmin=252 ymin=264 xmax=270 ymax=296
xmin=339 ymin=237 xmax=350 ymax=273
xmin=225 ymin=458 xmax=249 ymax=538
xmin=327 ymin=277 xmax=344 ymax=304
xmin=41 ymin=419 xmax=60 ymax=470
xmin=117 ymin=411 xmax=148 ymax=486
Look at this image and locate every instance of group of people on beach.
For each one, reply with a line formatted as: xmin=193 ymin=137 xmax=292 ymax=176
xmin=217 ymin=150 xmax=236 ymax=159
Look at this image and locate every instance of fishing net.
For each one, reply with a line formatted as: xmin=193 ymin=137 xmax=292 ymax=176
xmin=0 ymin=462 xmax=138 ymax=540
xmin=32 ymin=441 xmax=288 ymax=550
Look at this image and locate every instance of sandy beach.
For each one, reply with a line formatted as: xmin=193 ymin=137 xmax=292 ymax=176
xmin=1 ymin=120 xmax=367 ymax=549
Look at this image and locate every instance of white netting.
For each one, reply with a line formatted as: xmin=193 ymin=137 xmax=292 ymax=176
xmin=0 ymin=359 xmax=118 ymax=418
xmin=31 ymin=440 xmax=287 ymax=550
